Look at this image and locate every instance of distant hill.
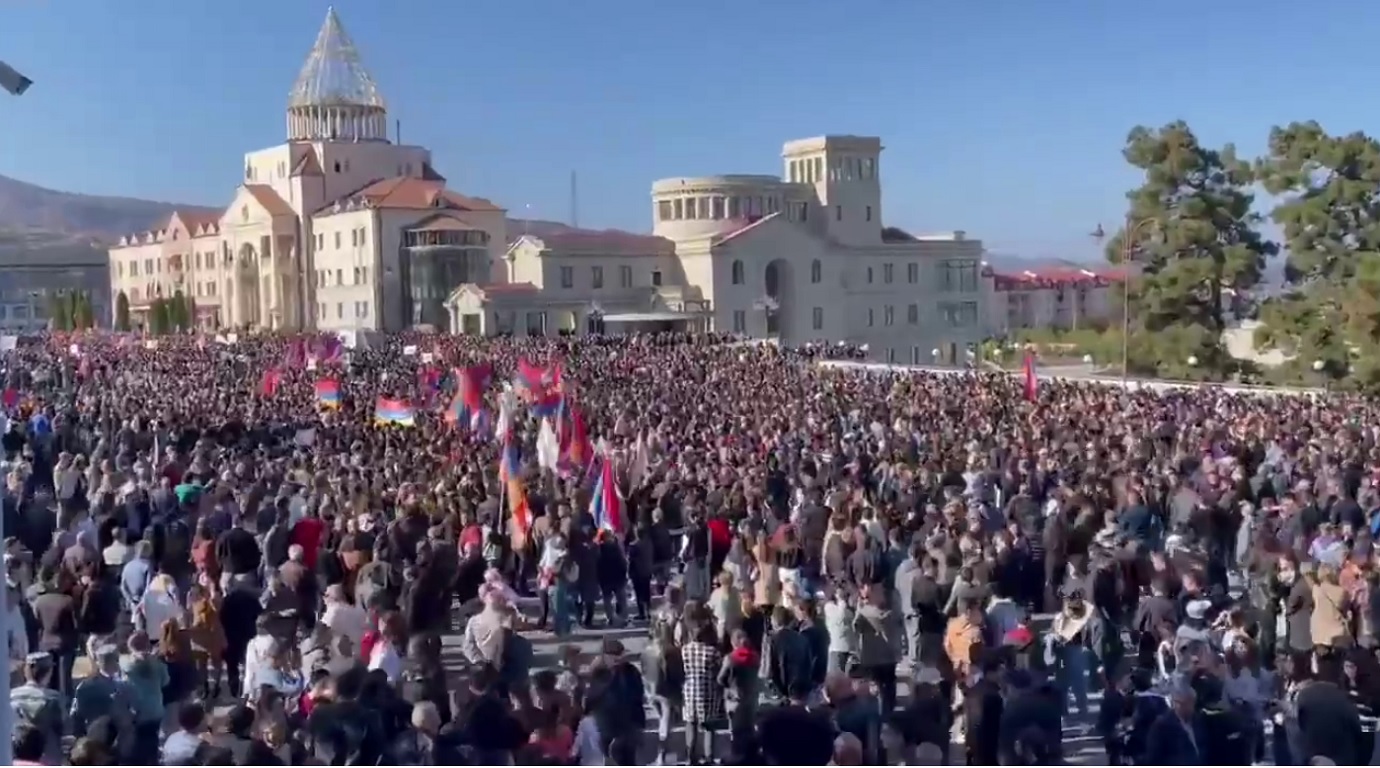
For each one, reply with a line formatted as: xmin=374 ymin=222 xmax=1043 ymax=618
xmin=0 ymin=173 xmax=218 ymax=239
xmin=0 ymin=173 xmax=623 ymax=260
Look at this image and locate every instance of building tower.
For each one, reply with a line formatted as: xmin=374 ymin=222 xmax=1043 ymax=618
xmin=782 ymin=136 xmax=883 ymax=247
xmin=286 ymin=7 xmax=388 ymax=142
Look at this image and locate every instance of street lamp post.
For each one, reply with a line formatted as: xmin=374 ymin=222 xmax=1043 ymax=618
xmin=1092 ymin=217 xmax=1157 ymax=384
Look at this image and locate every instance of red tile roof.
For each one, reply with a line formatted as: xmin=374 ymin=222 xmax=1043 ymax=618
xmin=985 ymin=264 xmax=1125 ymax=290
xmin=535 ymin=228 xmax=672 ymax=254
xmin=407 ymin=212 xmax=482 ymax=232
xmin=243 ymin=185 xmax=295 ymax=217
xmin=330 ymin=177 xmax=503 ymax=214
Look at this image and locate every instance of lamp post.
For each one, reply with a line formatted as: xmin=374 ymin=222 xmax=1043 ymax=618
xmin=1092 ymin=217 xmax=1157 ymax=384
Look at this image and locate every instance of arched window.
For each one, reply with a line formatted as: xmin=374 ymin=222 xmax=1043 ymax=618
xmin=731 ymin=259 xmax=745 ymax=285
xmin=810 ymin=259 xmax=822 ymax=284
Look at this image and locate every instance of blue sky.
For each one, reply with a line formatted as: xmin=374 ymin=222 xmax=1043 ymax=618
xmin=3 ymin=0 xmax=1377 ymax=260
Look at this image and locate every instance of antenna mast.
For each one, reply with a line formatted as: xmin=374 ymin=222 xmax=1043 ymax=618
xmin=570 ymin=170 xmax=579 ymax=228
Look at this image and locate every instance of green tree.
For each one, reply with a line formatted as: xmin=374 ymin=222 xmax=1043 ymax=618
xmin=114 ymin=291 xmax=131 ymax=331
xmin=184 ymin=294 xmax=198 ymax=330
xmin=1255 ymin=122 xmax=1380 ymax=388
xmin=169 ymin=290 xmax=190 ymax=331
xmin=148 ymin=297 xmax=171 ymax=335
xmin=1107 ymin=121 xmax=1275 ymax=378
xmin=46 ymin=292 xmax=71 ymax=331
xmin=71 ymin=292 xmax=94 ymax=330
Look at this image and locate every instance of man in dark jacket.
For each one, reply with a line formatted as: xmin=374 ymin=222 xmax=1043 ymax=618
xmin=998 ymin=671 xmax=1063 ymax=765
xmin=28 ymin=567 xmax=78 ymax=695
xmin=963 ymin=657 xmax=1004 ymax=765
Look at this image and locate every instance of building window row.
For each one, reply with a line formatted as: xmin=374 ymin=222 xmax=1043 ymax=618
xmin=657 ymin=194 xmax=780 ymax=222
xmin=314 ymin=301 xmax=370 ymax=321
xmin=315 ymin=267 xmax=370 ymax=288
xmin=559 ymin=264 xmax=638 ymax=290
xmin=787 ymin=155 xmax=876 ymax=184
xmin=866 ymin=304 xmax=923 ymax=328
xmin=940 ymin=301 xmax=980 ymax=328
xmin=865 ymin=261 xmax=932 ymax=285
xmin=941 ymin=260 xmax=980 ymax=292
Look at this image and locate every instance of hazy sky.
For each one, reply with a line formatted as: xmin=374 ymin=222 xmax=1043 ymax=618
xmin=3 ymin=0 xmax=1376 ymax=262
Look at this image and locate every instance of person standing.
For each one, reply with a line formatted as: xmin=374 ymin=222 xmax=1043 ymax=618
xmin=682 ymin=621 xmax=726 ymax=766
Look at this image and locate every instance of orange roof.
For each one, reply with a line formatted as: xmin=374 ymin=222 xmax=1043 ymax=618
xmin=243 ymin=185 xmax=295 ymax=217
xmin=175 ymin=209 xmax=221 ymax=231
xmin=534 ymin=229 xmax=672 ymax=254
xmin=322 ymin=177 xmax=503 ymax=215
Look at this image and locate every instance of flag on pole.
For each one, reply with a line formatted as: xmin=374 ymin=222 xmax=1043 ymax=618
xmin=314 ymin=379 xmax=341 ymax=409
xmin=589 ymin=455 xmax=623 ymax=533
xmin=499 ymin=429 xmax=533 ymax=545
xmin=1022 ymin=351 xmax=1039 ymax=403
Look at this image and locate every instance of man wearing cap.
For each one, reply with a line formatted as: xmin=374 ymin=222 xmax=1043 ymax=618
xmin=10 ymin=652 xmax=63 ymax=764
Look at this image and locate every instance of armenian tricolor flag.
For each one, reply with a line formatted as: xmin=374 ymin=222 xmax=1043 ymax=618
xmin=557 ymin=403 xmax=593 ymax=477
xmin=499 ymin=431 xmax=532 ymax=544
xmin=314 ymin=379 xmax=341 ymax=409
xmin=374 ymin=397 xmax=416 ymax=427
xmin=515 ymin=358 xmax=565 ymax=417
xmin=589 ymin=454 xmax=623 ymax=533
xmin=444 ymin=364 xmax=493 ymax=430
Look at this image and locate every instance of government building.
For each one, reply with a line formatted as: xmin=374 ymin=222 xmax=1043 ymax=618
xmin=107 ymin=8 xmax=986 ymax=365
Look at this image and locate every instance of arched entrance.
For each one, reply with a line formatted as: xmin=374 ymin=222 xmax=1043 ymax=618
xmin=763 ymin=259 xmax=793 ymax=338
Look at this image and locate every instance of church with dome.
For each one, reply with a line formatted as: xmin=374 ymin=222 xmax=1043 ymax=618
xmin=108 ymin=7 xmax=508 ymax=332
xmin=108 ymin=8 xmax=987 ymax=365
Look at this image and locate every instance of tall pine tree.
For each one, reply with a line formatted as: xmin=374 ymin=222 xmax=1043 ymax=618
xmin=1256 ymin=121 xmax=1380 ymax=387
xmin=1107 ymin=122 xmax=1275 ymax=378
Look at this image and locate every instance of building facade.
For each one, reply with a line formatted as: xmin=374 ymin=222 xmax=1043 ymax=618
xmin=0 ymin=235 xmax=110 ymax=334
xmin=451 ymin=136 xmax=988 ymax=364
xmin=981 ymin=264 xmax=1124 ymax=337
xmin=107 ymin=8 xmax=507 ymax=332
xmin=106 ymin=10 xmax=986 ymax=363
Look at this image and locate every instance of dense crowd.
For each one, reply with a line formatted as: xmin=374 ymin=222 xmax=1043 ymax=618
xmin=3 ymin=329 xmax=1380 ymax=765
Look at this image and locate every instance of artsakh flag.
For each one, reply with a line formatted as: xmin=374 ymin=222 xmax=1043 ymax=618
xmin=499 ymin=430 xmax=533 ymax=544
xmin=444 ymin=364 xmax=493 ymax=429
xmin=314 ymin=378 xmax=341 ymax=408
xmin=557 ymin=403 xmax=593 ymax=477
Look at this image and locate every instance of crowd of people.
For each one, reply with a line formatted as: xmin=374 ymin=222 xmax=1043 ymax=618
xmin=3 ymin=329 xmax=1380 ymax=765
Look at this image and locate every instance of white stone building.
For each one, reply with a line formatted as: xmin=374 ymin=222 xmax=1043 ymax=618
xmin=981 ymin=264 xmax=1124 ymax=336
xmin=107 ymin=8 xmax=507 ymax=332
xmin=106 ymin=9 xmax=986 ymax=364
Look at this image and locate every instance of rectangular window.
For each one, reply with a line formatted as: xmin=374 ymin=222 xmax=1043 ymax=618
xmin=867 ymin=267 xmax=874 ymax=284
xmin=835 ymin=205 xmax=842 ymax=221
xmin=907 ymin=263 xmax=918 ymax=283
xmin=812 ymin=306 xmax=823 ymax=331
xmin=619 ymin=265 xmax=633 ymax=288
xmin=560 ymin=266 xmax=574 ymax=289
xmin=711 ymin=197 xmax=725 ymax=220
xmin=733 ymin=310 xmax=746 ymax=332
xmin=884 ymin=305 xmax=894 ymax=326
xmin=907 ymin=303 xmax=918 ymax=324
xmin=336 ymin=302 xmax=343 ymax=319
xmin=883 ymin=263 xmax=894 ymax=284
xmin=335 ymin=269 xmax=343 ymax=286
xmin=334 ymin=232 xmax=341 ymax=249
xmin=350 ymin=229 xmax=358 ymax=247
xmin=685 ymin=198 xmax=699 ymax=219
xmin=144 ymin=259 xmax=153 ymax=275
xmin=867 ymin=307 xmax=875 ymax=327
xmin=131 ymin=262 xmax=139 ymax=277
xmin=658 ymin=200 xmax=673 ymax=221
xmin=866 ymin=205 xmax=873 ymax=222
xmin=591 ymin=266 xmax=604 ymax=289
xmin=673 ymin=198 xmax=683 ymax=220
xmin=651 ymin=270 xmax=663 ymax=287
xmin=209 ymin=281 xmax=217 ymax=297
